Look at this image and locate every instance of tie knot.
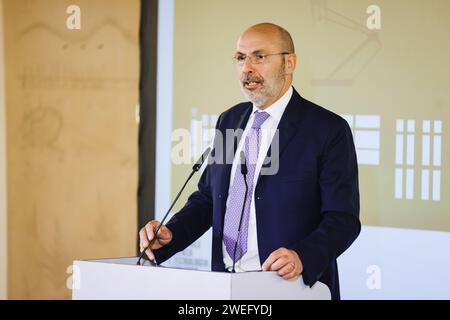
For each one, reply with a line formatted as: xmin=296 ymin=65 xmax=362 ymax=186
xmin=251 ymin=111 xmax=270 ymax=129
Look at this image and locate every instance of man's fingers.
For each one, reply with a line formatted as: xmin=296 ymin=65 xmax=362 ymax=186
xmin=139 ymin=221 xmax=157 ymax=249
xmin=139 ymin=220 xmax=172 ymax=255
xmin=139 ymin=229 xmax=149 ymax=249
xmin=145 ymin=223 xmax=155 ymax=242
xmin=262 ymin=248 xmax=303 ymax=281
xmin=277 ymin=261 xmax=295 ymax=276
xmin=145 ymin=248 xmax=155 ymax=261
xmin=158 ymin=226 xmax=171 ymax=240
xmin=262 ymin=248 xmax=285 ymax=271
xmin=282 ymin=269 xmax=298 ymax=280
xmin=269 ymin=255 xmax=290 ymax=271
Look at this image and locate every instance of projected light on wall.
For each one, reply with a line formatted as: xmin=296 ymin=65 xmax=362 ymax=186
xmin=341 ymin=115 xmax=381 ymax=166
xmin=395 ymin=119 xmax=442 ymax=201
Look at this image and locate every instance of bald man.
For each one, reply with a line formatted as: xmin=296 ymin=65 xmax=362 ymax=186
xmin=139 ymin=23 xmax=360 ymax=300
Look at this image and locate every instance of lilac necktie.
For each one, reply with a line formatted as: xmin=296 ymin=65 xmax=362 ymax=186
xmin=223 ymin=111 xmax=270 ymax=263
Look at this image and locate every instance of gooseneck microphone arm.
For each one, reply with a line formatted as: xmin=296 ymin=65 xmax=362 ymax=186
xmin=232 ymin=151 xmax=249 ymax=273
xmin=137 ymin=147 xmax=211 ymax=266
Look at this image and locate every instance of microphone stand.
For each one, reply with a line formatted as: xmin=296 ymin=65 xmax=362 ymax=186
xmin=137 ymin=147 xmax=211 ymax=266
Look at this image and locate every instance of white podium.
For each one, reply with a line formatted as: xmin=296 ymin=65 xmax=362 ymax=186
xmin=72 ymin=257 xmax=331 ymax=300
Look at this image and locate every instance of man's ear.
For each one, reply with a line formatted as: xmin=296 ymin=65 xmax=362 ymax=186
xmin=285 ymin=53 xmax=297 ymax=75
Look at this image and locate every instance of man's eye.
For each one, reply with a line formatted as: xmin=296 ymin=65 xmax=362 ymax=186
xmin=236 ymin=55 xmax=246 ymax=61
xmin=255 ymin=54 xmax=265 ymax=61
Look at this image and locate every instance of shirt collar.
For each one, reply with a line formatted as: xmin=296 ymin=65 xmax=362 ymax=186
xmin=252 ymin=86 xmax=293 ymax=122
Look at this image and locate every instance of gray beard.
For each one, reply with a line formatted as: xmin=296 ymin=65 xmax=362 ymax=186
xmin=242 ymin=78 xmax=285 ymax=107
xmin=241 ymin=64 xmax=286 ymax=107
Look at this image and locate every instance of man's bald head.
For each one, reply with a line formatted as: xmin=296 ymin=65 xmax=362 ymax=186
xmin=240 ymin=23 xmax=295 ymax=53
xmin=236 ymin=23 xmax=297 ymax=109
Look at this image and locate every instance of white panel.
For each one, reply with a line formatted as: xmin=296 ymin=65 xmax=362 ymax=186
xmin=0 ymin=0 xmax=7 ymax=300
xmin=422 ymin=135 xmax=430 ymax=166
xmin=407 ymin=120 xmax=415 ymax=133
xmin=395 ymin=134 xmax=404 ymax=165
xmin=433 ymin=170 xmax=441 ymax=201
xmin=355 ymin=115 xmax=380 ymax=129
xmin=423 ymin=120 xmax=430 ymax=133
xmin=395 ymin=168 xmax=403 ymax=199
xmin=341 ymin=114 xmax=354 ymax=128
xmin=210 ymin=114 xmax=218 ymax=127
xmin=339 ymin=226 xmax=450 ymax=299
xmin=202 ymin=127 xmax=211 ymax=152
xmin=156 ymin=0 xmax=212 ymax=271
xmin=396 ymin=119 xmax=404 ymax=132
xmin=421 ymin=170 xmax=430 ymax=200
xmin=434 ymin=120 xmax=442 ymax=134
xmin=201 ymin=114 xmax=209 ymax=127
xmin=155 ymin=0 xmax=175 ymax=218
xmin=355 ymin=130 xmax=380 ymax=149
xmin=406 ymin=134 xmax=414 ymax=165
xmin=433 ymin=136 xmax=441 ymax=166
xmin=155 ymin=0 xmax=212 ymax=270
xmin=190 ymin=115 xmax=198 ymax=158
xmin=406 ymin=169 xmax=414 ymax=200
xmin=356 ymin=149 xmax=379 ymax=165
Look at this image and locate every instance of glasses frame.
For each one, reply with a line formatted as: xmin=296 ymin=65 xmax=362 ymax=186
xmin=233 ymin=52 xmax=291 ymax=66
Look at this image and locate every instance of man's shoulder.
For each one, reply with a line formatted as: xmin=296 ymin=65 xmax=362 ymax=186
xmin=222 ymin=101 xmax=252 ymax=117
xmin=298 ymin=94 xmax=349 ymax=131
xmin=215 ymin=101 xmax=252 ymax=128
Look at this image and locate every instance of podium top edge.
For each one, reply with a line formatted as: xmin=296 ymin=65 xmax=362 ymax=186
xmin=72 ymin=256 xmax=266 ymax=275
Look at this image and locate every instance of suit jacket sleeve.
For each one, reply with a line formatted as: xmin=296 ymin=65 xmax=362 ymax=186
xmin=289 ymin=118 xmax=361 ymax=287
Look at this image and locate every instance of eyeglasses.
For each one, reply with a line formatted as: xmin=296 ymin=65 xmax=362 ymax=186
xmin=233 ymin=52 xmax=291 ymax=66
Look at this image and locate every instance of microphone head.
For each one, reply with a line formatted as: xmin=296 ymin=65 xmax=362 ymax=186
xmin=240 ymin=151 xmax=248 ymax=175
xmin=192 ymin=147 xmax=211 ymax=171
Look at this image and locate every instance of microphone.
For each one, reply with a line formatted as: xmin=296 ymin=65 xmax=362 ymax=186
xmin=137 ymin=147 xmax=211 ymax=265
xmin=232 ymin=151 xmax=249 ymax=273
xmin=240 ymin=150 xmax=248 ymax=175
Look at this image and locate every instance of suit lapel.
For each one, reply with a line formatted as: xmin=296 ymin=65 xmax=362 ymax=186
xmin=257 ymin=89 xmax=305 ymax=186
xmin=275 ymin=91 xmax=305 ymax=155
xmin=235 ymin=105 xmax=253 ymax=151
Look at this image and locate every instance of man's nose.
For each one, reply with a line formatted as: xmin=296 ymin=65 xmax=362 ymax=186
xmin=241 ymin=57 xmax=255 ymax=73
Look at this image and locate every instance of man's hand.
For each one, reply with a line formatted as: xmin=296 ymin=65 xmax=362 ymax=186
xmin=139 ymin=220 xmax=173 ymax=261
xmin=261 ymin=247 xmax=303 ymax=280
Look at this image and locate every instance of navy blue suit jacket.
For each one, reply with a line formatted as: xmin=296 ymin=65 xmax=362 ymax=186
xmin=154 ymin=88 xmax=361 ymax=300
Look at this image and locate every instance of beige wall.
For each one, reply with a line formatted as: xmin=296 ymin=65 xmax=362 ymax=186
xmin=0 ymin=0 xmax=7 ymax=300
xmin=4 ymin=0 xmax=139 ymax=299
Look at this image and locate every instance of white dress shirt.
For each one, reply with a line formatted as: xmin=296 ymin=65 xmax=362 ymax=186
xmin=223 ymin=86 xmax=293 ymax=272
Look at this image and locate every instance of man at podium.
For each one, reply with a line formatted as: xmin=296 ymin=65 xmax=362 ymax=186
xmin=139 ymin=23 xmax=360 ymax=300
